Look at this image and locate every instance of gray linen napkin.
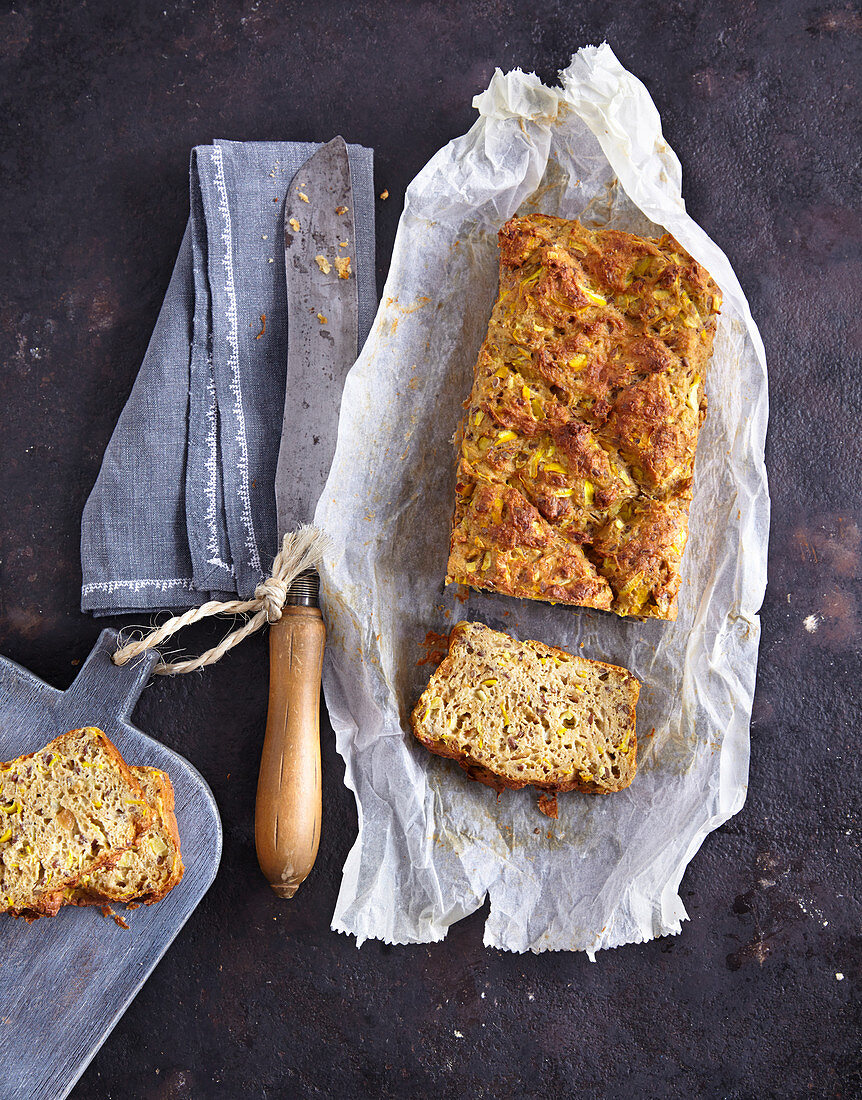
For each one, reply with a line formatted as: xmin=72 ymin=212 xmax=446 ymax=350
xmin=81 ymin=140 xmax=375 ymax=614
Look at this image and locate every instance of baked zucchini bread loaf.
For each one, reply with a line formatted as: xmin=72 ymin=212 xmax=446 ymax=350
xmin=411 ymin=621 xmax=640 ymax=795
xmin=67 ymin=765 xmax=184 ymax=909
xmin=0 ymin=727 xmax=152 ymax=917
xmin=446 ymin=214 xmax=722 ymax=619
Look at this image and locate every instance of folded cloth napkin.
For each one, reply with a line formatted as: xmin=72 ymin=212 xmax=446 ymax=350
xmin=81 ymin=140 xmax=376 ymax=615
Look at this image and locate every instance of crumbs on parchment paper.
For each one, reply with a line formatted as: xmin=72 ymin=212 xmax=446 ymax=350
xmin=537 ymin=793 xmax=558 ymax=819
xmin=317 ymin=313 xmax=328 ymax=325
xmin=334 ymin=256 xmax=351 ymax=279
xmin=289 ymin=217 xmax=301 ymax=232
xmin=416 ymin=630 xmax=450 ymax=668
xmin=315 ymin=255 xmax=331 ymax=275
xmin=335 ymin=205 xmax=347 ymax=215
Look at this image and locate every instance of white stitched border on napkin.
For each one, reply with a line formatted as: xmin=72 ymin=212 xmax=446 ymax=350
xmin=203 ymin=365 xmax=234 ymax=575
xmin=81 ymin=578 xmax=196 ymax=596
xmin=210 ymin=144 xmax=261 ymax=576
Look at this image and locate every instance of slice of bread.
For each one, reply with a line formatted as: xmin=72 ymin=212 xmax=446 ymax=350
xmin=0 ymin=727 xmax=153 ymax=917
xmin=67 ymin=765 xmax=184 ymax=909
xmin=410 ymin=621 xmax=640 ymax=796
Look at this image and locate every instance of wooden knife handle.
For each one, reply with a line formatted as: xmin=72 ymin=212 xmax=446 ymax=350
xmin=255 ymin=605 xmax=325 ymax=898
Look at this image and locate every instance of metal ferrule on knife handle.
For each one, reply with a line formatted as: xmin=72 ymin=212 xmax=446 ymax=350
xmin=283 ymin=568 xmax=320 ymax=607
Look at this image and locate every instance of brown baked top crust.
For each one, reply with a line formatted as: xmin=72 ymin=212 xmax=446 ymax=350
xmin=445 ymin=214 xmax=721 ymax=619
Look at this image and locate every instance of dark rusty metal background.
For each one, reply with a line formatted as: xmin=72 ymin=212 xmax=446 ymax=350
xmin=0 ymin=2 xmax=859 ymax=1097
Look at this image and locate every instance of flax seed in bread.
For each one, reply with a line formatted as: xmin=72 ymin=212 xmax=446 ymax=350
xmin=0 ymin=727 xmax=152 ymax=917
xmin=68 ymin=765 xmax=184 ymax=909
xmin=410 ymin=621 xmax=639 ymax=796
xmin=446 ymin=214 xmax=722 ymax=620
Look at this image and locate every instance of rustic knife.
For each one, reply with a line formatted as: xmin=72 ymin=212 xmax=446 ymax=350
xmin=255 ymin=137 xmax=358 ymax=898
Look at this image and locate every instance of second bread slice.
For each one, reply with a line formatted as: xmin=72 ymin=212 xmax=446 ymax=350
xmin=67 ymin=765 xmax=184 ymax=909
xmin=411 ymin=621 xmax=640 ymax=795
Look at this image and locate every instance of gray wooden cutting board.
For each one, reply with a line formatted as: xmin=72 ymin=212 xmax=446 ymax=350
xmin=0 ymin=629 xmax=222 ymax=1100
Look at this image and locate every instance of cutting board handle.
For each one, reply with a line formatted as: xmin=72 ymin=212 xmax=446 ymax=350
xmin=66 ymin=630 xmax=159 ymax=719
xmin=255 ymin=606 xmax=325 ymax=897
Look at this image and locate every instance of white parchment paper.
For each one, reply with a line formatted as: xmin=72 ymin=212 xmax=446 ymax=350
xmin=315 ymin=45 xmax=769 ymax=955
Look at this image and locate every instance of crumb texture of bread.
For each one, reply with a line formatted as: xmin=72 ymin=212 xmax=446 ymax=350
xmin=410 ymin=622 xmax=640 ymax=795
xmin=446 ymin=214 xmax=722 ymax=620
xmin=69 ymin=765 xmax=184 ymax=908
xmin=0 ymin=727 xmax=152 ymax=917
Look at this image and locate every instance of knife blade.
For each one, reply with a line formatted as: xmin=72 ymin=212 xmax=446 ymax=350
xmin=255 ymin=137 xmax=359 ymax=898
xmin=276 ymin=137 xmax=359 ymax=535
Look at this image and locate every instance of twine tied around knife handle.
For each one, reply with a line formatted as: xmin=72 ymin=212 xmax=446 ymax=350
xmin=112 ymin=525 xmax=333 ymax=675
